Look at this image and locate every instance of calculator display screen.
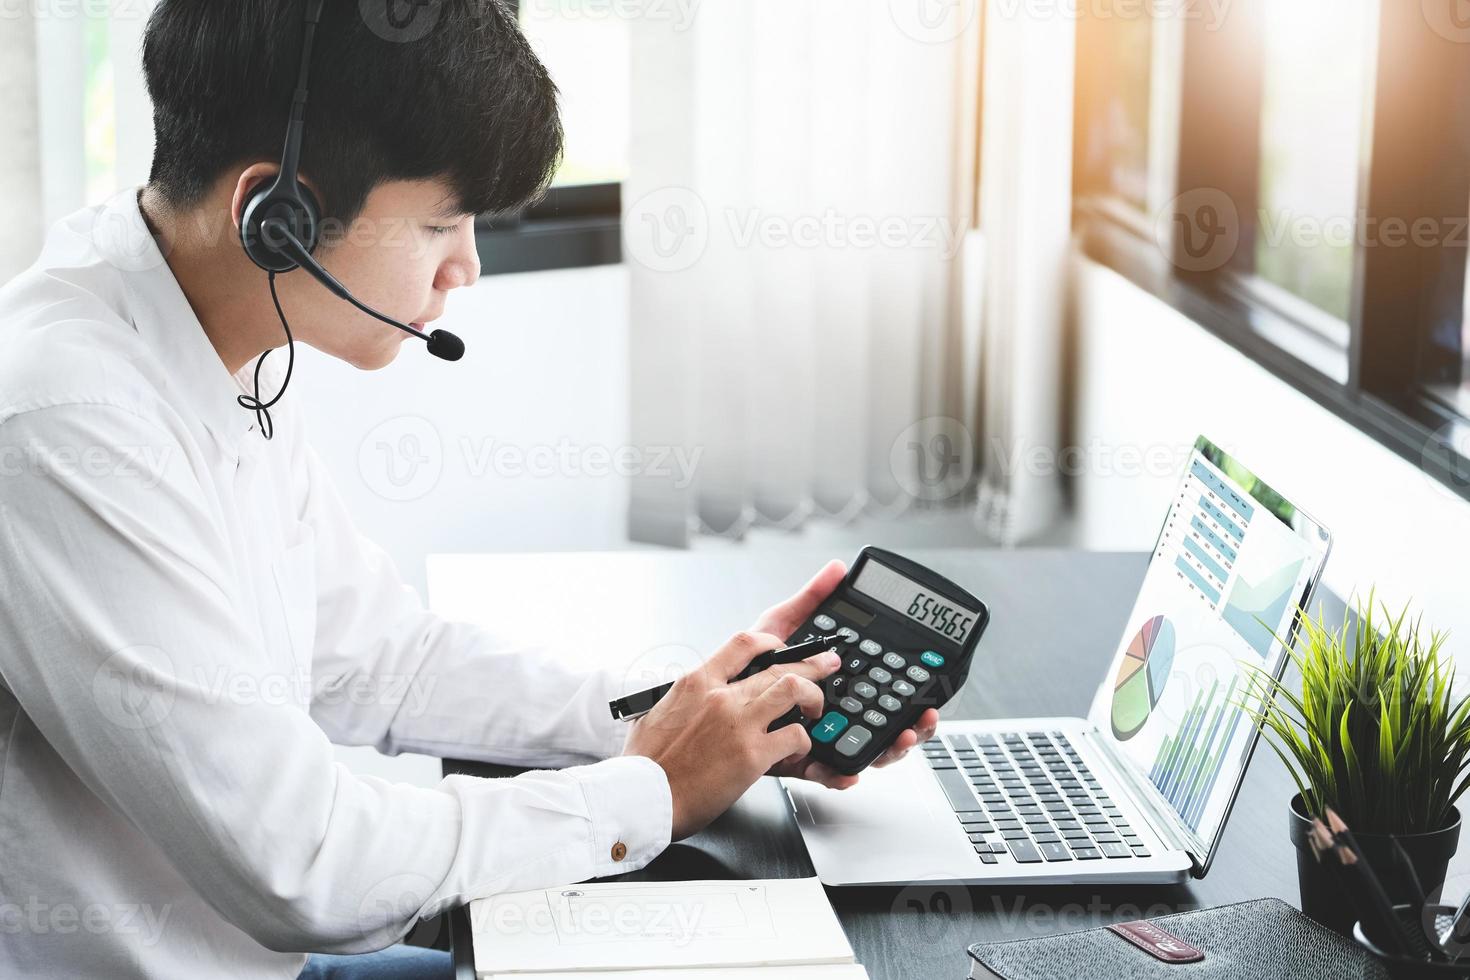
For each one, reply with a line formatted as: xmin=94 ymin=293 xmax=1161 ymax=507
xmin=853 ymin=560 xmax=979 ymax=644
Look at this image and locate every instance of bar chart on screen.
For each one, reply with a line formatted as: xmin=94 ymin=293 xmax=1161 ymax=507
xmin=1147 ymin=674 xmax=1246 ymax=832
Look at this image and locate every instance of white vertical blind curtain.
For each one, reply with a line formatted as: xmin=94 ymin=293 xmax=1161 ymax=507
xmin=626 ymin=0 xmax=980 ymax=547
xmin=1 ymin=7 xmax=44 ymax=283
xmin=972 ymin=0 xmax=1074 ymax=546
xmin=4 ymin=2 xmax=158 ymax=280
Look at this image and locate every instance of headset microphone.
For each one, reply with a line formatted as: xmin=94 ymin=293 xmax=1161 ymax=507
xmin=235 ymin=0 xmax=465 ymax=438
xmin=259 ymin=218 xmax=465 ymax=362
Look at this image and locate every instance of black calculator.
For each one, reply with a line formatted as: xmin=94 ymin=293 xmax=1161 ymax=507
xmin=775 ymin=547 xmax=989 ymax=775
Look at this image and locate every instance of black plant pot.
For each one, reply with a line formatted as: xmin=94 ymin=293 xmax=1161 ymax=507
xmin=1289 ymin=793 xmax=1462 ymax=935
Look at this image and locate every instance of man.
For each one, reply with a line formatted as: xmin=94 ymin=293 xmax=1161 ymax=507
xmin=0 ymin=3 xmax=936 ymax=977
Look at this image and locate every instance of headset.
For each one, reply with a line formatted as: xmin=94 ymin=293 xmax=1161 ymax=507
xmin=237 ymin=0 xmax=465 ymax=438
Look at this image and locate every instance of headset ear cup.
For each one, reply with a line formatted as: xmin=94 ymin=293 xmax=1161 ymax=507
xmin=239 ymin=179 xmax=323 ymax=272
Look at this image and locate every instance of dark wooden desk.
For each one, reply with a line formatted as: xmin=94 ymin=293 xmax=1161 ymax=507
xmin=438 ymin=549 xmax=1338 ymax=980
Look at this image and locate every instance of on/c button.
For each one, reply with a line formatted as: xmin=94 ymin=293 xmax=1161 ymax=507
xmin=811 ymin=711 xmax=849 ymax=744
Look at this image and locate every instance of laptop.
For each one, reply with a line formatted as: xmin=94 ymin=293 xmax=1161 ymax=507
xmin=782 ymin=436 xmax=1332 ymax=885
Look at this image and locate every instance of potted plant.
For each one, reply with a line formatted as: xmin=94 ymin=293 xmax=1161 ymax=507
xmin=1238 ymin=594 xmax=1470 ymax=934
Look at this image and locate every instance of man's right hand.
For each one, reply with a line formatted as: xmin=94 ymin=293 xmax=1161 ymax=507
xmin=621 ymin=630 xmax=840 ymax=841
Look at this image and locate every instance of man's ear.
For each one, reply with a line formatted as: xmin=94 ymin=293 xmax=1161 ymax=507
xmin=230 ymin=163 xmax=282 ymax=232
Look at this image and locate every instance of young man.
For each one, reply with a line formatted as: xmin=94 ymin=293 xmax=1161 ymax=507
xmin=0 ymin=3 xmax=936 ymax=978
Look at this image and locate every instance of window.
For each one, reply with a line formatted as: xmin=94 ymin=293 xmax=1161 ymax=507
xmin=1073 ymin=5 xmax=1153 ymax=212
xmin=516 ymin=0 xmax=629 ymax=186
xmin=1252 ymin=0 xmax=1369 ymax=324
xmin=1074 ymin=0 xmax=1470 ymax=502
xmin=474 ymin=0 xmax=625 ymax=276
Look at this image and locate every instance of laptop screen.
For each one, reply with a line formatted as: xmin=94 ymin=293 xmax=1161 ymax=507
xmin=1087 ymin=436 xmax=1331 ymax=862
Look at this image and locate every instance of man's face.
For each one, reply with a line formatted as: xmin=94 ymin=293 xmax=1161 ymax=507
xmin=281 ymin=178 xmax=480 ymax=370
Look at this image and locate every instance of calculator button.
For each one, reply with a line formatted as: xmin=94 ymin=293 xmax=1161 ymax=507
xmin=836 ymin=628 xmax=860 ymax=645
xmin=813 ymin=614 xmax=837 ymax=631
xmin=811 ymin=712 xmax=849 ymax=743
xmin=882 ymin=652 xmax=906 ymax=670
xmin=859 ymin=639 xmax=882 ymax=656
xmin=863 ymin=709 xmax=887 ymax=728
xmin=852 ymin=681 xmax=878 ymax=701
xmin=825 ymin=675 xmax=849 ymax=699
xmin=867 ymin=667 xmax=892 ymax=685
xmin=920 ymin=650 xmax=945 ymax=668
xmin=842 ymin=656 xmax=866 ymax=675
xmin=906 ymin=665 xmax=931 ymax=683
xmin=839 ymin=697 xmax=864 ymax=714
xmin=878 ymin=694 xmax=902 ymax=712
xmin=891 ymin=679 xmax=916 ymax=697
xmin=834 ymin=726 xmax=873 ymax=757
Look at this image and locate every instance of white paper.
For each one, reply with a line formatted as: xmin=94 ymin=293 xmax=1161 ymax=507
xmin=483 ymin=968 xmax=870 ymax=980
xmin=472 ymin=877 xmax=855 ymax=976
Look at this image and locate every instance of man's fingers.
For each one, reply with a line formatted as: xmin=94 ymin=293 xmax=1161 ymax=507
xmin=798 ymin=759 xmax=860 ymax=791
xmin=707 ymin=630 xmax=784 ymax=682
xmin=766 ymin=716 xmax=813 ymax=764
xmin=752 ymin=672 xmax=825 ymax=724
xmin=734 ymin=649 xmax=841 ymax=698
xmin=749 ymin=560 xmax=846 ymax=639
xmin=872 ymin=709 xmax=940 ymax=768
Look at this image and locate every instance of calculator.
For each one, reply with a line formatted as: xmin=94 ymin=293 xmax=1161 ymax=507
xmin=775 ymin=547 xmax=989 ymax=775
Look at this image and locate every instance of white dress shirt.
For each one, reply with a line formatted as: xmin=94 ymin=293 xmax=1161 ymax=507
xmin=0 ymin=191 xmax=672 ymax=978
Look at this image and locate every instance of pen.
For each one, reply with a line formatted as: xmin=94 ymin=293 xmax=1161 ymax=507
xmin=1322 ymin=808 xmax=1428 ymax=960
xmin=609 ymin=634 xmax=844 ymax=722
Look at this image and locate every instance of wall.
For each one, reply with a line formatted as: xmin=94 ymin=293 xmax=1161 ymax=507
xmin=291 ymin=261 xmax=637 ymax=783
xmin=1070 ymin=256 xmax=1470 ymax=646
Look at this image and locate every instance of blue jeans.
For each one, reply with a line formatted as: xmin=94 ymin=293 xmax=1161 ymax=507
xmin=297 ymin=944 xmax=453 ymax=979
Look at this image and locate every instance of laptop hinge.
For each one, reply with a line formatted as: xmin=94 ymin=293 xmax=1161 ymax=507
xmin=1084 ymin=727 xmax=1204 ymax=870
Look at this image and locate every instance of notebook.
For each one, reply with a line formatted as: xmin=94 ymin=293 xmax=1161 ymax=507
xmin=471 ymin=876 xmax=869 ymax=979
xmin=965 ymin=898 xmax=1391 ymax=980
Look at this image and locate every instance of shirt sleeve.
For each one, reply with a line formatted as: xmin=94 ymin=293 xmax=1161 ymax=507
xmin=0 ymin=403 xmax=670 ymax=954
xmin=290 ymin=435 xmax=633 ymax=767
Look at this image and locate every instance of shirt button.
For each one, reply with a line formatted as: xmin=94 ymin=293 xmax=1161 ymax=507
xmin=610 ymin=841 xmax=627 ymax=861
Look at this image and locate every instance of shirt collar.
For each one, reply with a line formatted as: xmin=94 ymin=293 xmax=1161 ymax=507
xmin=99 ymin=188 xmax=275 ymax=455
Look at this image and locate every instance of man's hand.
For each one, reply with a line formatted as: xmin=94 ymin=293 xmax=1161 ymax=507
xmin=622 ymin=629 xmax=838 ymax=840
xmin=621 ymin=560 xmax=940 ymax=840
xmin=748 ymin=560 xmax=938 ymax=790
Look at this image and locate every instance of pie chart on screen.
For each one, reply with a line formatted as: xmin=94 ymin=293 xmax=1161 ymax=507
xmin=1111 ymin=614 xmax=1176 ymax=741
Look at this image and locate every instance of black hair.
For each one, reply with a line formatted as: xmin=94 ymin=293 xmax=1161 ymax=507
xmin=142 ymin=0 xmax=563 ymax=224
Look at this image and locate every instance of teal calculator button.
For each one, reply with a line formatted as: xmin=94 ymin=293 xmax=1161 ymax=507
xmin=920 ymin=650 xmax=945 ymax=668
xmin=812 ymin=711 xmax=850 ymax=744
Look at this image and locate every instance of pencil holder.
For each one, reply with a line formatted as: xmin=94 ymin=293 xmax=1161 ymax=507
xmin=1353 ymin=904 xmax=1470 ymax=979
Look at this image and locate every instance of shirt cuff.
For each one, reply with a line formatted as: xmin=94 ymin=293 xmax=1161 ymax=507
xmin=574 ymin=755 xmax=672 ymax=876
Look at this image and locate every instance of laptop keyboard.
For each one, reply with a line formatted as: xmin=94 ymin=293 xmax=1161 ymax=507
xmin=923 ymin=731 xmax=1153 ymax=866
